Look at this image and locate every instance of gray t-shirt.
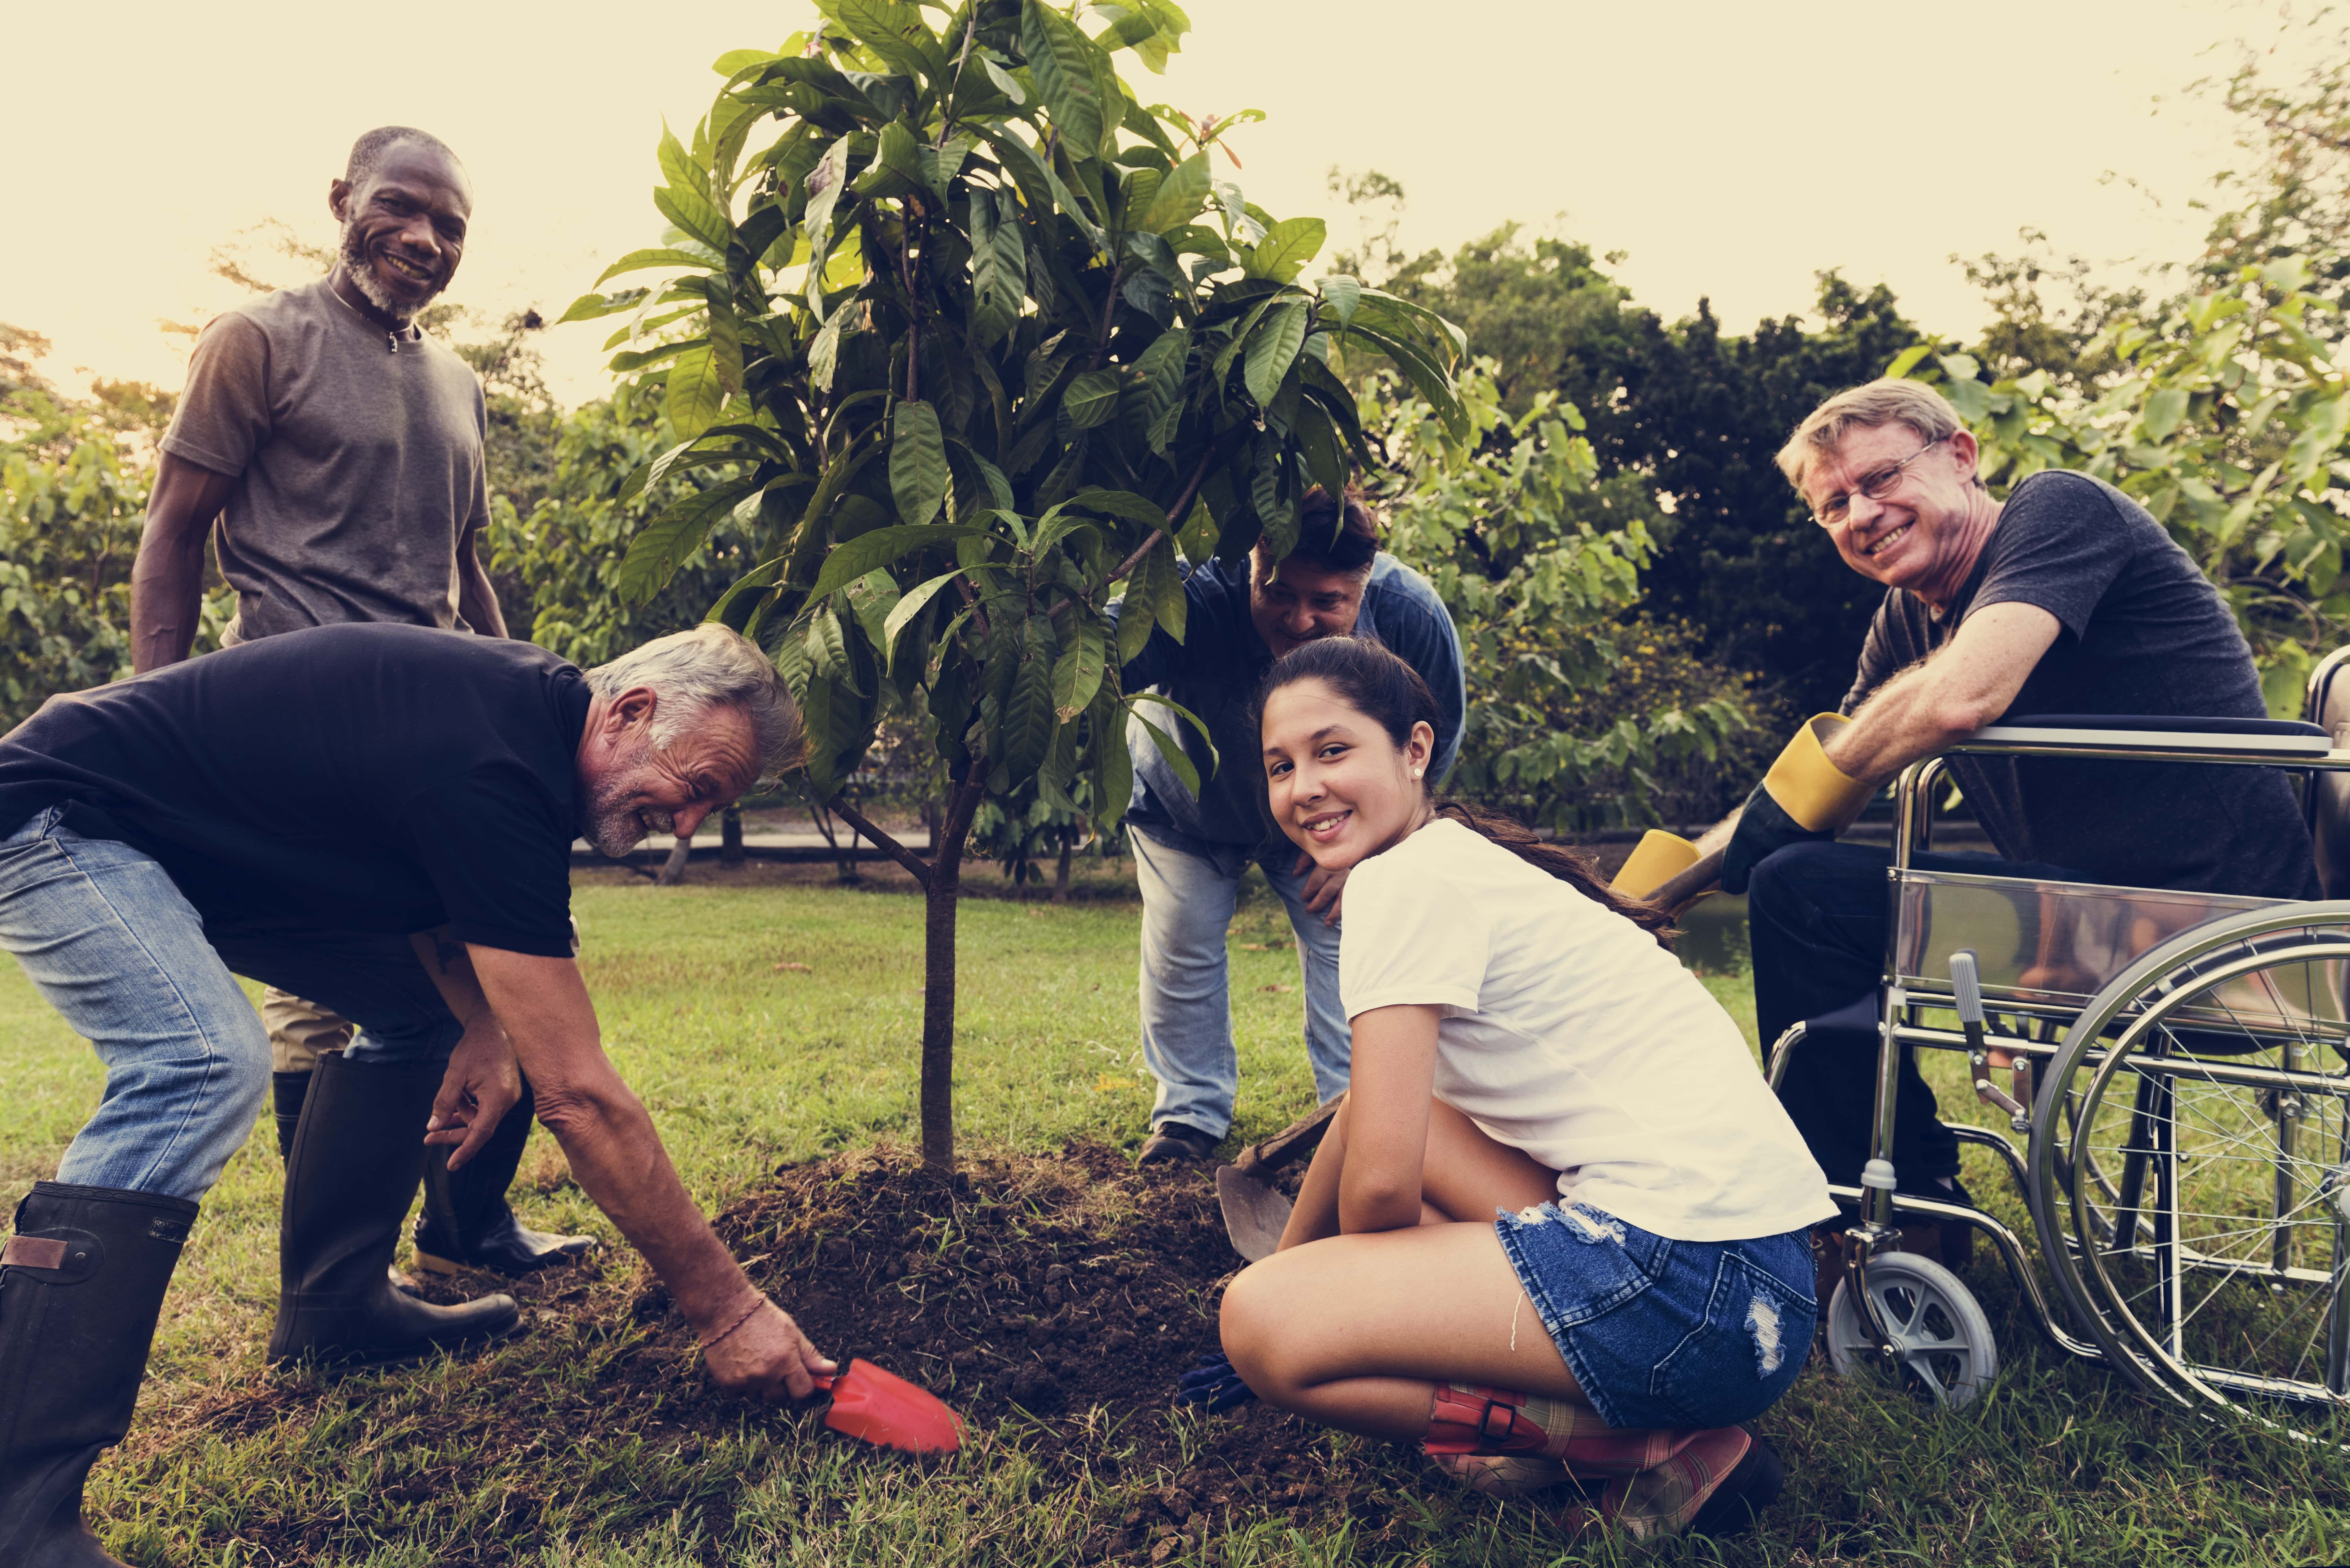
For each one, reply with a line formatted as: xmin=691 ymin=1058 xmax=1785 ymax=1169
xmin=1843 ymin=469 xmax=2318 ymax=898
xmin=161 ymin=277 xmax=489 ymax=643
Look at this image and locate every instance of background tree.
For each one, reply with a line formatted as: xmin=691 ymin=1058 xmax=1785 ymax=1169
xmin=578 ymin=0 xmax=1464 ymax=1168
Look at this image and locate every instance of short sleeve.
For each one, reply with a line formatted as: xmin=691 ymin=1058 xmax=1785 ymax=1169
xmin=1969 ymin=473 xmax=2132 ymax=640
xmin=160 ymin=312 xmax=272 ymax=478
xmin=1338 ymin=855 xmax=1494 ymax=1018
xmin=399 ymin=766 xmax=575 ymax=956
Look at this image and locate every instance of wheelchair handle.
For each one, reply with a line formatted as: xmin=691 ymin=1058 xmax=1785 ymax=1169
xmin=1951 ymin=949 xmax=2031 ymax=1128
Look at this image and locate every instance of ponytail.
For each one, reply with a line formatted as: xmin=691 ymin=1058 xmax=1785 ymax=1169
xmin=1255 ymin=637 xmax=1677 ymax=951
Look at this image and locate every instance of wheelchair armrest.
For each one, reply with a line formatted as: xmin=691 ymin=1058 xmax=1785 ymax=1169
xmin=1966 ymin=712 xmax=2331 ymax=759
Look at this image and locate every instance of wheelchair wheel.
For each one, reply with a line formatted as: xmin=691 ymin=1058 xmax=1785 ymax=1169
xmin=2030 ymin=904 xmax=2350 ymax=1414
xmin=1824 ymin=1251 xmax=1999 ymax=1407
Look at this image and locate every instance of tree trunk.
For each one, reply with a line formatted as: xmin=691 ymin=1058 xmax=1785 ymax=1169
xmin=656 ymin=831 xmax=693 ymax=886
xmin=719 ymin=805 xmax=744 ymax=868
xmin=1053 ymin=838 xmax=1073 ymax=903
xmin=919 ymin=768 xmax=988 ymax=1171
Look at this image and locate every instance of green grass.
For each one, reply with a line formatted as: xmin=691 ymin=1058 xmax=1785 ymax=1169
xmin=9 ymin=870 xmax=2350 ymax=1566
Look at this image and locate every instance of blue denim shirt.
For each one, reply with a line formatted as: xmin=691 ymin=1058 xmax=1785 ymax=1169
xmin=1111 ymin=553 xmax=1466 ymax=854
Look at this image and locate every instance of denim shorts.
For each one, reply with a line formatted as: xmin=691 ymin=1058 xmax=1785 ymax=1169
xmin=1494 ymin=1202 xmax=1816 ymax=1431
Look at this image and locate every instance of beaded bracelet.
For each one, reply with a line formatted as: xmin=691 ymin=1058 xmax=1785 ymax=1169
xmin=702 ymin=1293 xmax=767 ymax=1351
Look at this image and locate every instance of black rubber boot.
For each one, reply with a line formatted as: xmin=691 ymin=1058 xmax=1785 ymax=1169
xmin=266 ymin=1053 xmax=518 ymax=1365
xmin=271 ymin=1071 xmax=309 ymax=1162
xmin=0 ymin=1181 xmax=200 ymax=1568
xmin=412 ymin=1081 xmax=597 ymax=1278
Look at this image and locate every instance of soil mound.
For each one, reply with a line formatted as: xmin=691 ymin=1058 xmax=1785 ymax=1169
xmin=699 ymin=1140 xmax=1405 ymax=1559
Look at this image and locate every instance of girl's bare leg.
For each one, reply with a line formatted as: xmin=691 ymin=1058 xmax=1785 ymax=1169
xmin=1222 ymin=1099 xmax=1581 ymax=1438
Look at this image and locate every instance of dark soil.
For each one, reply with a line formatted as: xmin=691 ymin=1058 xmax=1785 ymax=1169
xmin=159 ymin=1143 xmax=1434 ymax=1566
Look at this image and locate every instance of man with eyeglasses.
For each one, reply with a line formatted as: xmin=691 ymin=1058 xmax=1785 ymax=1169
xmin=1694 ymin=378 xmax=2316 ymax=1270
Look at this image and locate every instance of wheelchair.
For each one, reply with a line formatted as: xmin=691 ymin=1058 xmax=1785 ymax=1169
xmin=1763 ymin=651 xmax=2350 ymax=1428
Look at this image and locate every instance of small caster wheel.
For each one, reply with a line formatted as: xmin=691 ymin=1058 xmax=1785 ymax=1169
xmin=1825 ymin=1249 xmax=1998 ymax=1407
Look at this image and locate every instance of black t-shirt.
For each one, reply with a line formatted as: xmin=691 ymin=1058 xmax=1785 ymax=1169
xmin=1842 ymin=469 xmax=2318 ymax=899
xmin=0 ymin=624 xmax=590 ymax=955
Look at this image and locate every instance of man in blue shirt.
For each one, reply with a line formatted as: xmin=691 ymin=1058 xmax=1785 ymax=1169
xmin=1115 ymin=488 xmax=1466 ymax=1161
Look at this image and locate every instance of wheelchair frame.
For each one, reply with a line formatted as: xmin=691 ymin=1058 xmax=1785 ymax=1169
xmin=1763 ymin=659 xmax=2350 ymax=1423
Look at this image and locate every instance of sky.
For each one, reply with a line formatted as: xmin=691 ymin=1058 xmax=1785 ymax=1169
xmin=3 ymin=0 xmax=2322 ymax=409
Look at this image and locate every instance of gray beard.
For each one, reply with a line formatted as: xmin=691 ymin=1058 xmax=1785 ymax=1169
xmin=579 ymin=747 xmax=673 ymax=857
xmin=338 ymin=217 xmax=442 ymax=321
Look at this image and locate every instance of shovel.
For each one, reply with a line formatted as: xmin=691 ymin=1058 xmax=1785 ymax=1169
xmin=1211 ymin=837 xmax=1726 ymax=1264
xmin=811 ymin=1357 xmax=964 ymax=1454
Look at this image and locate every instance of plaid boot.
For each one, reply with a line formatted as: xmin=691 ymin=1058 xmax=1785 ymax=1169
xmin=1424 ymin=1383 xmax=1781 ymax=1539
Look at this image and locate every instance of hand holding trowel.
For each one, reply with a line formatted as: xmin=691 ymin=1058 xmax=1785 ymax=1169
xmin=1212 ymin=829 xmax=1725 ymax=1264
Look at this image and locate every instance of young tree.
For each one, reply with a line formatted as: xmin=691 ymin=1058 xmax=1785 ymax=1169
xmin=569 ymin=0 xmax=1463 ymax=1167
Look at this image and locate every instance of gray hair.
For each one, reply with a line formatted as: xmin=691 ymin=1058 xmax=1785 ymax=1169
xmin=345 ymin=125 xmax=461 ymax=187
xmin=1775 ymin=377 xmax=1970 ymax=494
xmin=585 ymin=624 xmax=804 ymax=784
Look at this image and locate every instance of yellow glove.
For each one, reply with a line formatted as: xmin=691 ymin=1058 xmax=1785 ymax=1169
xmin=1721 ymin=714 xmax=1872 ymax=894
xmin=1759 ymin=713 xmax=1873 ymax=833
xmin=1611 ymin=830 xmax=1700 ymax=901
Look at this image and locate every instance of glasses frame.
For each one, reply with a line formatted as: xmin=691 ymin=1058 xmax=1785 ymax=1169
xmin=1813 ymin=434 xmax=1949 ymax=529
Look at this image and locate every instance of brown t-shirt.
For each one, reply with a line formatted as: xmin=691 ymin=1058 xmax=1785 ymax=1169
xmin=160 ymin=277 xmax=488 ymax=643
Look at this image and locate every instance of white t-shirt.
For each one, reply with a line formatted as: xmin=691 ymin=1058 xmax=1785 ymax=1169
xmin=1339 ymin=818 xmax=1836 ymax=1242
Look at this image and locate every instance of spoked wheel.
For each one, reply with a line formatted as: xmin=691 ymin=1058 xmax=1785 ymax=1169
xmin=1824 ymin=1250 xmax=2000 ymax=1407
xmin=2030 ymin=904 xmax=2350 ymax=1416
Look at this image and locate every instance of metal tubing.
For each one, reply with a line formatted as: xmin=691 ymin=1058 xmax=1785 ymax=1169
xmin=1823 ymin=1182 xmax=2105 ymax=1361
xmin=1894 ymin=1022 xmax=2350 ymax=1098
xmin=2276 ymin=1038 xmax=2303 ymax=1280
xmin=1765 ymin=1022 xmax=1806 ymax=1091
xmin=1867 ymin=984 xmax=1910 ymax=1229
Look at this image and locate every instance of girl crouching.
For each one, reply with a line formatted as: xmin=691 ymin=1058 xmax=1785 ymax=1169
xmin=1209 ymin=637 xmax=1836 ymax=1541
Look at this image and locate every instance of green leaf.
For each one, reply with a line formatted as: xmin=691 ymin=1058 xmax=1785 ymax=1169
xmin=1064 ymin=369 xmax=1123 ymax=429
xmin=1885 ymin=342 xmax=1934 ymax=380
xmin=658 ymin=121 xmax=707 ymax=200
xmin=890 ymin=399 xmax=950 ymax=524
xmin=558 ymin=289 xmax=648 ymax=324
xmin=1242 ymin=217 xmax=1325 ymax=283
xmin=595 ymin=248 xmax=721 ymax=286
xmin=617 ymin=475 xmax=760 ymax=604
xmin=1022 ymin=0 xmax=1105 ymax=161
xmin=1175 ymin=498 xmax=1218 ymax=564
xmin=997 ymin=615 xmax=1060 ymax=784
xmin=981 ymin=56 xmax=1026 ymax=103
xmin=1052 ymin=613 xmax=1109 ymax=720
xmin=1069 ymin=486 xmax=1171 ymax=531
xmin=665 ymin=346 xmax=726 ymax=439
xmin=1244 ymin=300 xmax=1309 ymax=407
xmin=810 ymin=523 xmax=979 ymax=598
xmin=1128 ymin=701 xmax=1199 ymax=796
xmin=802 ymin=135 xmax=856 ymax=316
xmin=882 ymin=568 xmax=963 ymax=667
xmin=712 ymin=47 xmax=782 ymax=76
xmin=1134 ymin=151 xmax=1210 ymax=233
xmin=1136 ymin=326 xmax=1190 ymax=453
xmin=2141 ymin=387 xmax=2190 ymax=445
xmin=835 ymin=0 xmax=938 ymax=80
xmin=845 ymin=568 xmax=902 ymax=650
xmin=968 ymin=188 xmax=1024 ymax=347
xmin=1317 ymin=273 xmax=1360 ymax=326
xmin=1115 ymin=575 xmax=1157 ymax=663
xmin=1135 ymin=533 xmax=1186 ymax=642
xmin=655 ymin=183 xmax=731 ymax=253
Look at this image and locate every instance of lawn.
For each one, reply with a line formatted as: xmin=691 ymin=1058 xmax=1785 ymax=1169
xmin=8 ymin=867 xmax=2350 ymax=1566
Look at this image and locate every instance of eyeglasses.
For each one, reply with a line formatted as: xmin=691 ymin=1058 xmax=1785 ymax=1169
xmin=1811 ymin=435 xmax=1947 ymax=529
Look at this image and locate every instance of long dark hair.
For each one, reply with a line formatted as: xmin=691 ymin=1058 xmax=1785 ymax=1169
xmin=1253 ymin=637 xmax=1676 ymax=949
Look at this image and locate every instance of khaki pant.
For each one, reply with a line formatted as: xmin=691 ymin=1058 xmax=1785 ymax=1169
xmin=264 ymin=987 xmax=354 ymax=1073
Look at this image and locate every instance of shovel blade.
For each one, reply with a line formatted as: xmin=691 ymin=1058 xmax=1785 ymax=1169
xmin=1216 ymin=1163 xmax=1294 ymax=1264
xmin=820 ymin=1358 xmax=964 ymax=1454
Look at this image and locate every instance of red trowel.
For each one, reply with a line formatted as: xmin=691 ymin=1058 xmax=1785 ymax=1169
xmin=812 ymin=1358 xmax=964 ymax=1454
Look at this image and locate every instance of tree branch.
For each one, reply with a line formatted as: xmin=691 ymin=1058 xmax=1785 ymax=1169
xmin=825 ymin=795 xmax=933 ymax=889
xmin=1087 ymin=264 xmax=1128 ymax=371
xmin=1090 ymin=432 xmax=1231 ymax=595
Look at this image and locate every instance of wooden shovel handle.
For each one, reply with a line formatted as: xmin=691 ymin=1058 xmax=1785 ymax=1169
xmin=1646 ymin=848 xmax=1725 ymax=919
xmin=1230 ymin=1094 xmax=1344 ymax=1178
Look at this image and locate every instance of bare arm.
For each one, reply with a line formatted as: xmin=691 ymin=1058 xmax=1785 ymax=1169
xmin=1821 ymin=602 xmax=2061 ymax=783
xmin=1696 ymin=601 xmax=2062 ymax=855
xmin=466 ymin=943 xmax=832 ymax=1398
xmin=456 ymin=524 xmax=509 ymax=638
xmin=130 ymin=453 xmax=235 ymax=672
xmin=1334 ymin=1004 xmax=1443 ymax=1236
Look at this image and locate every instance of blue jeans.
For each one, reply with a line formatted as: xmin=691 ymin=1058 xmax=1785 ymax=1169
xmin=0 ymin=808 xmax=463 ymax=1201
xmin=1496 ymin=1202 xmax=1816 ymax=1431
xmin=1131 ymin=826 xmax=1348 ymax=1140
